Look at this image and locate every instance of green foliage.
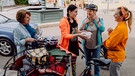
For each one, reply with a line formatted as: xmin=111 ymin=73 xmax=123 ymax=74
xmin=14 ymin=0 xmax=28 ymax=5
xmin=66 ymin=0 xmax=70 ymax=4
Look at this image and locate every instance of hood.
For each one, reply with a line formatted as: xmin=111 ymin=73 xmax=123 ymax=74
xmin=0 ymin=21 xmax=19 ymax=32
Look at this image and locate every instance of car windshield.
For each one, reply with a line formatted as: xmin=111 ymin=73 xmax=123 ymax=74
xmin=0 ymin=14 xmax=9 ymax=24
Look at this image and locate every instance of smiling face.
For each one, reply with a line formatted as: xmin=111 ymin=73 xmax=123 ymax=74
xmin=113 ymin=9 xmax=124 ymax=22
xmin=86 ymin=9 xmax=96 ymax=18
xmin=69 ymin=8 xmax=78 ymax=19
xmin=22 ymin=14 xmax=30 ymax=25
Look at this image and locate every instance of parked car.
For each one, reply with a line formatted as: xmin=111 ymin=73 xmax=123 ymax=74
xmin=0 ymin=14 xmax=40 ymax=56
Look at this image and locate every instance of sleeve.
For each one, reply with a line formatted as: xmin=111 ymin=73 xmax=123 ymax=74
xmin=13 ymin=28 xmax=26 ymax=46
xmin=104 ymin=27 xmax=123 ymax=48
xmin=59 ymin=18 xmax=73 ymax=39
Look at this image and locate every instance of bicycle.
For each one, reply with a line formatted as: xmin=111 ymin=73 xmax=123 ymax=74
xmin=78 ymin=41 xmax=108 ymax=59
xmin=78 ymin=43 xmax=111 ymax=76
xmin=3 ymin=38 xmax=73 ymax=76
xmin=79 ymin=58 xmax=111 ymax=76
xmin=99 ymin=45 xmax=110 ymax=70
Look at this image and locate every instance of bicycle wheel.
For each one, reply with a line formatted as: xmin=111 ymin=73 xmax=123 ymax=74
xmin=80 ymin=67 xmax=92 ymax=76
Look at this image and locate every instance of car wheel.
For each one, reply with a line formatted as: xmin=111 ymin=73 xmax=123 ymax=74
xmin=0 ymin=38 xmax=15 ymax=56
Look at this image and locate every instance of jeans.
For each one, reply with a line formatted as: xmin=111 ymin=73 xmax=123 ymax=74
xmin=83 ymin=46 xmax=101 ymax=76
xmin=109 ymin=62 xmax=123 ymax=76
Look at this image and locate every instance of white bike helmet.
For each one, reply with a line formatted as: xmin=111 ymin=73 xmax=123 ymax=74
xmin=44 ymin=36 xmax=58 ymax=46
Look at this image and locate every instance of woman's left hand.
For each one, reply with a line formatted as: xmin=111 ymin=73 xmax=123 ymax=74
xmin=25 ymin=38 xmax=36 ymax=42
xmin=107 ymin=28 xmax=113 ymax=33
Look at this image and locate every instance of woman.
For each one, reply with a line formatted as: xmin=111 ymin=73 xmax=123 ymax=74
xmin=13 ymin=9 xmax=39 ymax=57
xmin=80 ymin=4 xmax=105 ymax=76
xmin=103 ymin=6 xmax=132 ymax=76
xmin=59 ymin=4 xmax=80 ymax=76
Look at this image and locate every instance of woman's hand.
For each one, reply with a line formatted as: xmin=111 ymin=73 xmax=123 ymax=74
xmin=92 ymin=15 xmax=98 ymax=21
xmin=80 ymin=17 xmax=90 ymax=30
xmin=107 ymin=28 xmax=113 ymax=33
xmin=78 ymin=32 xmax=90 ymax=40
xmin=25 ymin=38 xmax=36 ymax=42
xmin=66 ymin=51 xmax=77 ymax=57
xmin=85 ymin=17 xmax=90 ymax=24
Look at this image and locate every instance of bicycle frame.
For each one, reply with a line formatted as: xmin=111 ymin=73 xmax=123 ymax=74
xmin=78 ymin=43 xmax=110 ymax=76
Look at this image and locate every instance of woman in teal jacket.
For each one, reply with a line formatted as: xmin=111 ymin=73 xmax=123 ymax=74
xmin=80 ymin=4 xmax=105 ymax=76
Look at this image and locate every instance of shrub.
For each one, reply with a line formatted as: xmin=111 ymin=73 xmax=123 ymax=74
xmin=14 ymin=0 xmax=28 ymax=5
xmin=66 ymin=0 xmax=70 ymax=4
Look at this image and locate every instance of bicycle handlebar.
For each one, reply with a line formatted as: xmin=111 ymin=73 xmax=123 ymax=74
xmin=87 ymin=58 xmax=111 ymax=66
xmin=25 ymin=40 xmax=45 ymax=48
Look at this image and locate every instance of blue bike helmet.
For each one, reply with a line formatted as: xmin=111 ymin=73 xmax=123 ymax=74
xmin=86 ymin=4 xmax=98 ymax=11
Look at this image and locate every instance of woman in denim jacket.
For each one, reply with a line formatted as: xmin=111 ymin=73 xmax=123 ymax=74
xmin=13 ymin=9 xmax=38 ymax=57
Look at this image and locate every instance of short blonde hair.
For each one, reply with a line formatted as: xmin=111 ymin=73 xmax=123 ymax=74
xmin=16 ymin=9 xmax=31 ymax=23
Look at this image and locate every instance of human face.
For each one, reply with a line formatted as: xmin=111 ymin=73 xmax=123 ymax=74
xmin=113 ymin=10 xmax=123 ymax=22
xmin=69 ymin=8 xmax=78 ymax=18
xmin=22 ymin=14 xmax=30 ymax=25
xmin=86 ymin=9 xmax=96 ymax=18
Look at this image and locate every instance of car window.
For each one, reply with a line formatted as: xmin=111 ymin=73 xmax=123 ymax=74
xmin=0 ymin=15 xmax=9 ymax=24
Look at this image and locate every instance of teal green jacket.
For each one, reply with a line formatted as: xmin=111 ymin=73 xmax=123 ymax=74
xmin=80 ymin=18 xmax=105 ymax=47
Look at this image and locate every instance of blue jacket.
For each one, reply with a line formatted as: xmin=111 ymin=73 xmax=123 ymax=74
xmin=80 ymin=18 xmax=105 ymax=47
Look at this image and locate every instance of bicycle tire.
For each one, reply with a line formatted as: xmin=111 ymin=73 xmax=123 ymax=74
xmin=79 ymin=67 xmax=92 ymax=76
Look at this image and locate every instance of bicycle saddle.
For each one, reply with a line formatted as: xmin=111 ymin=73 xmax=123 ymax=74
xmin=92 ymin=58 xmax=111 ymax=66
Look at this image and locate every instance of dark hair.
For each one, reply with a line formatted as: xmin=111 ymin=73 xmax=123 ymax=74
xmin=86 ymin=4 xmax=98 ymax=11
xmin=16 ymin=9 xmax=31 ymax=23
xmin=67 ymin=4 xmax=77 ymax=17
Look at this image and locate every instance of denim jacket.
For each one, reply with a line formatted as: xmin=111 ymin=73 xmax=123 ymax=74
xmin=13 ymin=23 xmax=36 ymax=56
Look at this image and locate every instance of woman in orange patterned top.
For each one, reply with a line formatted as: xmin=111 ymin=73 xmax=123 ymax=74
xmin=103 ymin=6 xmax=133 ymax=76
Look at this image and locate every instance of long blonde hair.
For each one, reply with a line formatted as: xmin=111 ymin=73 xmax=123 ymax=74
xmin=117 ymin=6 xmax=133 ymax=32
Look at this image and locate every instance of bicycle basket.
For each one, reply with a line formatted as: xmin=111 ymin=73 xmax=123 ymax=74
xmin=26 ymin=47 xmax=49 ymax=65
